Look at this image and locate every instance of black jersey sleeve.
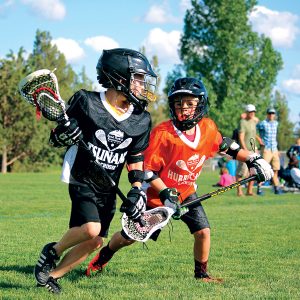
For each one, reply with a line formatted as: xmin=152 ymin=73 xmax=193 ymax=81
xmin=128 ymin=114 xmax=152 ymax=155
xmin=65 ymin=90 xmax=88 ymax=121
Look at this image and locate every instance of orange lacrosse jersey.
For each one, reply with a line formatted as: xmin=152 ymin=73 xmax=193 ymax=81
xmin=144 ymin=118 xmax=222 ymax=208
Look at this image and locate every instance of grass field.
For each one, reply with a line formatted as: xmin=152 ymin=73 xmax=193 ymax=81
xmin=1 ymin=170 xmax=300 ymax=299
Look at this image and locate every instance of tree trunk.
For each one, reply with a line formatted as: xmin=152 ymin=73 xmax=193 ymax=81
xmin=1 ymin=145 xmax=7 ymax=174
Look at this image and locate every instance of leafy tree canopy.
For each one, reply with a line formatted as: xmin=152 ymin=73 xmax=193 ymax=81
xmin=167 ymin=0 xmax=284 ymax=138
xmin=0 ymin=30 xmax=93 ymax=173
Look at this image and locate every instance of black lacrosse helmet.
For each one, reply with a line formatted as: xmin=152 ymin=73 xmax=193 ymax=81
xmin=96 ymin=48 xmax=157 ymax=110
xmin=168 ymin=77 xmax=209 ymax=131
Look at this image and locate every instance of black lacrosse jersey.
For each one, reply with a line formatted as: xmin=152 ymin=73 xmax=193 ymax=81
xmin=65 ymin=89 xmax=151 ymax=190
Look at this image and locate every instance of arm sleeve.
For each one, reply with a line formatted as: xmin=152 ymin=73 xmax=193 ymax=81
xmin=239 ymin=119 xmax=246 ymax=133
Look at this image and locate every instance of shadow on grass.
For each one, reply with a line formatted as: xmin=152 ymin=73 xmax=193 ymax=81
xmin=0 ymin=264 xmax=33 ymax=275
xmin=70 ymin=268 xmax=87 ymax=279
xmin=0 ymin=264 xmax=85 ymax=281
xmin=0 ymin=282 xmax=24 ymax=289
xmin=0 ymin=265 xmax=35 ymax=291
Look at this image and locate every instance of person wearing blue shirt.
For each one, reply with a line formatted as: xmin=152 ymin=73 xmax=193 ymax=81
xmin=257 ymin=107 xmax=282 ymax=194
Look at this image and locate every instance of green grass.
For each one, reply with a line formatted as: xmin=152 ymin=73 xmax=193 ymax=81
xmin=1 ymin=171 xmax=300 ymax=299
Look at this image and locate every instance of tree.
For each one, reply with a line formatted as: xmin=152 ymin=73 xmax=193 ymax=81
xmin=295 ymin=115 xmax=300 ymax=138
xmin=27 ymin=30 xmax=78 ymax=101
xmin=139 ymin=46 xmax=169 ymax=127
xmin=73 ymin=67 xmax=93 ymax=92
xmin=178 ymin=0 xmax=283 ymax=136
xmin=272 ymin=91 xmax=295 ymax=150
xmin=0 ymin=49 xmax=34 ymax=173
xmin=0 ymin=30 xmax=93 ymax=173
xmin=147 ymin=55 xmax=170 ymax=126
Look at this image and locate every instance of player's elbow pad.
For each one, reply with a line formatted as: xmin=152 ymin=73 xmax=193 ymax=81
xmin=128 ymin=170 xmax=145 ymax=184
xmin=144 ymin=170 xmax=159 ymax=183
xmin=219 ymin=137 xmax=241 ymax=159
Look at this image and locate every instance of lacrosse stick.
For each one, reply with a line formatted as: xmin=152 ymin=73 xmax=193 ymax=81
xmin=122 ymin=175 xmax=256 ymax=242
xmin=18 ymin=69 xmax=128 ymax=203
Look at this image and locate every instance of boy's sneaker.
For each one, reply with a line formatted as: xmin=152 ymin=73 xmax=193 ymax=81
xmin=195 ymin=272 xmax=224 ymax=283
xmin=86 ymin=251 xmax=108 ymax=276
xmin=34 ymin=242 xmax=59 ymax=285
xmin=274 ymin=187 xmax=283 ymax=195
xmin=37 ymin=276 xmax=61 ymax=294
xmin=257 ymin=189 xmax=264 ymax=196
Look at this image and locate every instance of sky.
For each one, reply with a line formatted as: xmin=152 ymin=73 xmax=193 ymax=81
xmin=0 ymin=0 xmax=299 ymax=124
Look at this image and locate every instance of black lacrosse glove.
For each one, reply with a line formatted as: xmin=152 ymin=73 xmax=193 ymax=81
xmin=120 ymin=187 xmax=146 ymax=221
xmin=49 ymin=118 xmax=83 ymax=147
xmin=245 ymin=153 xmax=274 ymax=182
xmin=159 ymin=188 xmax=188 ymax=220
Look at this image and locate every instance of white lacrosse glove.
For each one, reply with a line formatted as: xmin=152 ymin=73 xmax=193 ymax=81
xmin=120 ymin=187 xmax=146 ymax=221
xmin=159 ymin=188 xmax=188 ymax=220
xmin=245 ymin=153 xmax=274 ymax=182
xmin=49 ymin=118 xmax=83 ymax=147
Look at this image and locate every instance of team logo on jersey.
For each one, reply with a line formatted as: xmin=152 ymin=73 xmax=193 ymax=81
xmin=95 ymin=129 xmax=132 ymax=151
xmin=176 ymin=154 xmax=206 ymax=174
xmin=168 ymin=154 xmax=206 ymax=185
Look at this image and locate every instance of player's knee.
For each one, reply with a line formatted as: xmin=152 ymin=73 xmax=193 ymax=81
xmin=194 ymin=228 xmax=210 ymax=240
xmin=82 ymin=222 xmax=101 ymax=239
xmin=89 ymin=236 xmax=104 ymax=251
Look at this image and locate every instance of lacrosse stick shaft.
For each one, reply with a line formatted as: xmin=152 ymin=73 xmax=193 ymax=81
xmin=181 ymin=175 xmax=257 ymax=208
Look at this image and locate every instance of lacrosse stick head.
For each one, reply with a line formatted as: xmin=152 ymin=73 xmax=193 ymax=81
xmin=18 ymin=69 xmax=67 ymax=122
xmin=122 ymin=206 xmax=174 ymax=242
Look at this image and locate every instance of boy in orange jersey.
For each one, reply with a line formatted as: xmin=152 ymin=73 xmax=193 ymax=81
xmin=86 ymin=77 xmax=273 ymax=282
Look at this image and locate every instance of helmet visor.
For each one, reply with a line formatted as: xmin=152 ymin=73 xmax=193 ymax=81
xmin=131 ymin=73 xmax=157 ymax=103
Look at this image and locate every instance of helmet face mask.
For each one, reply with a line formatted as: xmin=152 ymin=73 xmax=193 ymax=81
xmin=168 ymin=78 xmax=209 ymax=131
xmin=96 ymin=48 xmax=157 ymax=110
xmin=129 ymin=72 xmax=157 ymax=103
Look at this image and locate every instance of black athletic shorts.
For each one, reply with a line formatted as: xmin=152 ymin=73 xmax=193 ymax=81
xmin=180 ymin=193 xmax=210 ymax=234
xmin=68 ymin=183 xmax=116 ymax=237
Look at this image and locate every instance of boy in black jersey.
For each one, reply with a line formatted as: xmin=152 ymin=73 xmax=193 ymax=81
xmin=33 ymin=48 xmax=157 ymax=294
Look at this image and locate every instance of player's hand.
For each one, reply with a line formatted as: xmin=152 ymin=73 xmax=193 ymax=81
xmin=246 ymin=153 xmax=274 ymax=182
xmin=49 ymin=118 xmax=83 ymax=147
xmin=120 ymin=187 xmax=146 ymax=221
xmin=159 ymin=188 xmax=188 ymax=220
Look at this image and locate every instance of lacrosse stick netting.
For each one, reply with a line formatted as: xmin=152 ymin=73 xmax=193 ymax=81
xmin=18 ymin=69 xmax=67 ymax=122
xmin=122 ymin=206 xmax=174 ymax=242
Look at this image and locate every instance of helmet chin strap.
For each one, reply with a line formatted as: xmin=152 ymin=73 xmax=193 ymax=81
xmin=175 ymin=119 xmax=197 ymax=131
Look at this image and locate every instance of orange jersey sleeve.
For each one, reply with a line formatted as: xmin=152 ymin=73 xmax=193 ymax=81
xmin=144 ymin=118 xmax=222 ymax=208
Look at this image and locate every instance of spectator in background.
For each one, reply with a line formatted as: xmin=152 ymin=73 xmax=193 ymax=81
xmin=217 ymin=156 xmax=237 ymax=180
xmin=236 ymin=104 xmax=261 ymax=196
xmin=285 ymin=138 xmax=300 ymax=188
xmin=287 ymin=138 xmax=300 ymax=169
xmin=213 ymin=167 xmax=234 ymax=187
xmin=257 ymin=108 xmax=282 ymax=194
xmin=278 ymin=138 xmax=300 ymax=189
